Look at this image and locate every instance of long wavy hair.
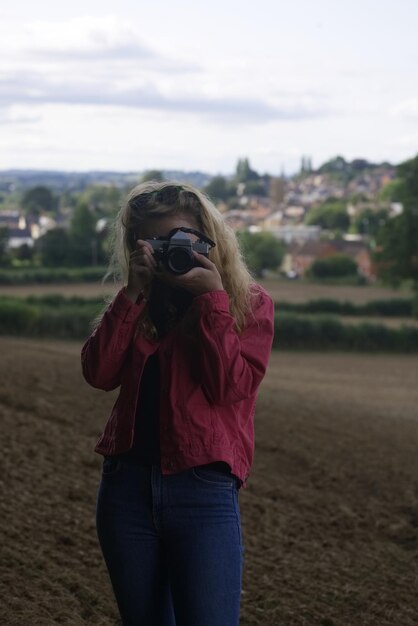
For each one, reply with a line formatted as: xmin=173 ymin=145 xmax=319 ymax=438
xmin=92 ymin=181 xmax=259 ymax=340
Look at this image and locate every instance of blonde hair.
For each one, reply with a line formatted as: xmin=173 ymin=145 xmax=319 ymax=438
xmin=92 ymin=181 xmax=259 ymax=340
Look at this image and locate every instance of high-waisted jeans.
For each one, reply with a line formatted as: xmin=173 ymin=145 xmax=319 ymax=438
xmin=95 ymin=456 xmax=245 ymax=626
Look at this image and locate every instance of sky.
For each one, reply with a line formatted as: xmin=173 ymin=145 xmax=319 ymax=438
xmin=0 ymin=0 xmax=417 ymax=176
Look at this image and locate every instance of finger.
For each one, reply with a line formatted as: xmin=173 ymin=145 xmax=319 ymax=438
xmin=192 ymin=251 xmax=214 ymax=268
xmin=131 ymin=248 xmax=152 ymax=258
xmin=134 ymin=244 xmax=155 ymax=256
xmin=131 ymin=258 xmax=157 ymax=276
xmin=130 ymin=258 xmax=154 ymax=273
xmin=130 ymin=256 xmax=155 ymax=272
xmin=131 ymin=249 xmax=158 ymax=267
xmin=178 ymin=267 xmax=202 ymax=280
xmin=162 ymin=269 xmax=202 ymax=288
xmin=139 ymin=249 xmax=156 ymax=265
xmin=135 ymin=239 xmax=155 ymax=255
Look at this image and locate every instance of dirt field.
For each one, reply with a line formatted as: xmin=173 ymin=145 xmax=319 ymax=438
xmin=260 ymin=280 xmax=414 ymax=305
xmin=0 ymin=278 xmax=413 ymax=305
xmin=331 ymin=316 xmax=418 ymax=329
xmin=1 ymin=336 xmax=417 ymax=625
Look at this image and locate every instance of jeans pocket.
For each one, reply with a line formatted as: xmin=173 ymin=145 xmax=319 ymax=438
xmin=191 ymin=466 xmax=236 ymax=488
xmin=102 ymin=456 xmax=123 ymax=476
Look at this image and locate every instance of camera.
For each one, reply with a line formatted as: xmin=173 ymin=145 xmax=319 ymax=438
xmin=146 ymin=227 xmax=216 ymax=275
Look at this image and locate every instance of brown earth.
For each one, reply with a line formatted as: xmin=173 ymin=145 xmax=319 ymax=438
xmin=337 ymin=316 xmax=418 ymax=328
xmin=260 ymin=280 xmax=414 ymax=305
xmin=0 ymin=279 xmax=413 ymax=304
xmin=1 ymin=337 xmax=418 ymax=625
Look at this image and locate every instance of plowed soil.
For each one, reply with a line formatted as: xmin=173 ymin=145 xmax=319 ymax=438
xmin=0 ymin=278 xmax=413 ymax=304
xmin=1 ymin=336 xmax=417 ymax=625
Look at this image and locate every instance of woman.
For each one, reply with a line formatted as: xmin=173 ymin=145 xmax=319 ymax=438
xmin=81 ymin=182 xmax=274 ymax=626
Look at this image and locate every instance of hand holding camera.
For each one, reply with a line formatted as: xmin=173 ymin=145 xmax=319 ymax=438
xmin=126 ymin=227 xmax=224 ymax=301
xmin=156 ymin=249 xmax=224 ymax=296
xmin=147 ymin=227 xmax=223 ymax=296
xmin=125 ymin=239 xmax=157 ymax=302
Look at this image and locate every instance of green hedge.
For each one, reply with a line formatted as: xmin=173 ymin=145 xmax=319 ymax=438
xmin=304 ymin=274 xmax=368 ymax=286
xmin=273 ymin=313 xmax=418 ymax=352
xmin=0 ymin=266 xmax=109 ymax=285
xmin=306 ymin=254 xmax=358 ymax=279
xmin=17 ymin=294 xmax=417 ymax=318
xmin=278 ymin=297 xmax=415 ymax=317
xmin=25 ymin=294 xmax=108 ymax=307
xmin=0 ymin=300 xmax=40 ymax=334
xmin=0 ymin=297 xmax=103 ymax=339
xmin=1 ymin=296 xmax=418 ymax=351
xmin=34 ymin=307 xmax=100 ymax=339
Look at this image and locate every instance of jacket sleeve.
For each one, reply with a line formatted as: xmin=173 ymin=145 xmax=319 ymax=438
xmin=191 ymin=285 xmax=275 ymax=406
xmin=80 ymin=287 xmax=147 ymax=391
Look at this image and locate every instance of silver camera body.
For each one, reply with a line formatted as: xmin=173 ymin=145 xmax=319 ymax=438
xmin=146 ymin=228 xmax=214 ymax=275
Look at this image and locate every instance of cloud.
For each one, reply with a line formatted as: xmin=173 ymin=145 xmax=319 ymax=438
xmin=32 ymin=41 xmax=155 ymax=61
xmin=0 ymin=106 xmax=41 ymax=125
xmin=27 ymin=39 xmax=198 ymax=72
xmin=0 ymin=16 xmax=336 ymax=125
xmin=1 ymin=15 xmax=199 ymax=73
xmin=0 ymin=70 xmax=333 ymax=124
xmin=16 ymin=16 xmax=153 ymax=57
xmin=390 ymin=98 xmax=418 ymax=119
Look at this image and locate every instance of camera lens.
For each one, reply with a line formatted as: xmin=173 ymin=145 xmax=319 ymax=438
xmin=167 ymin=248 xmax=194 ymax=274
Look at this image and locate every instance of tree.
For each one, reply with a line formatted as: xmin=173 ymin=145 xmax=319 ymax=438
xmin=373 ymin=154 xmax=418 ymax=292
xmin=33 ymin=228 xmax=72 ymax=267
xmin=353 ymin=207 xmax=389 ymax=238
xmin=300 ymin=156 xmax=313 ymax=175
xmin=317 ymin=156 xmax=347 ymax=175
xmin=59 ymin=190 xmax=78 ymax=210
xmin=398 ymin=155 xmax=418 ymax=198
xmin=305 ymin=201 xmax=349 ymax=231
xmin=307 ymin=254 xmax=358 ymax=279
xmin=236 ymin=231 xmax=285 ymax=277
xmin=351 ymin=159 xmax=371 ymax=171
xmin=68 ymin=202 xmax=98 ymax=266
xmin=374 ymin=207 xmax=418 ymax=288
xmin=140 ymin=170 xmax=165 ymax=183
xmin=79 ymin=185 xmax=122 ymax=217
xmin=12 ymin=243 xmax=34 ymax=263
xmin=379 ymin=179 xmax=408 ymax=203
xmin=235 ymin=158 xmax=259 ymax=183
xmin=21 ymin=186 xmax=57 ymax=217
xmin=243 ymin=179 xmax=267 ymax=196
xmin=0 ymin=226 xmax=11 ymax=267
xmin=203 ymin=176 xmax=232 ymax=202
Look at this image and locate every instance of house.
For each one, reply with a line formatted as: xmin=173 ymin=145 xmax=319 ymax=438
xmin=284 ymin=239 xmax=375 ymax=280
xmin=262 ymin=210 xmax=283 ymax=229
xmin=222 ymin=210 xmax=253 ymax=231
xmin=0 ymin=211 xmax=33 ymax=248
xmin=6 ymin=227 xmax=34 ymax=249
xmin=0 ymin=211 xmax=22 ymax=229
xmin=0 ymin=210 xmax=59 ymax=248
xmin=269 ymin=225 xmax=322 ymax=244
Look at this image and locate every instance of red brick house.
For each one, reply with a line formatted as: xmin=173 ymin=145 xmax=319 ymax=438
xmin=284 ymin=239 xmax=376 ymax=280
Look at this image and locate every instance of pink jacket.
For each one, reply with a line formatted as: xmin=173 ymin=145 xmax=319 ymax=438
xmin=81 ymin=284 xmax=274 ymax=489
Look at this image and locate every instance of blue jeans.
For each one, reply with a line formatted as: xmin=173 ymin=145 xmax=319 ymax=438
xmin=96 ymin=456 xmax=245 ymax=626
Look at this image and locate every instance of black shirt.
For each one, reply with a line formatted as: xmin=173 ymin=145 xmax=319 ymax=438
xmin=122 ymin=350 xmax=161 ymax=466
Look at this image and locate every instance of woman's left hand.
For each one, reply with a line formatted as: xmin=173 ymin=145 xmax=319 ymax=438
xmin=155 ymin=251 xmax=224 ymax=296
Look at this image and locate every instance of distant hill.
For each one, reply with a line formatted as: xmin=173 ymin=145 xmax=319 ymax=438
xmin=0 ymin=169 xmax=213 ymax=193
xmin=316 ymin=156 xmax=394 ymax=181
xmin=0 ymin=156 xmax=398 ymax=194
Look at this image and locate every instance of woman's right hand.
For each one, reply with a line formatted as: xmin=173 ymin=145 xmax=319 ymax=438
xmin=125 ymin=239 xmax=158 ymax=302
